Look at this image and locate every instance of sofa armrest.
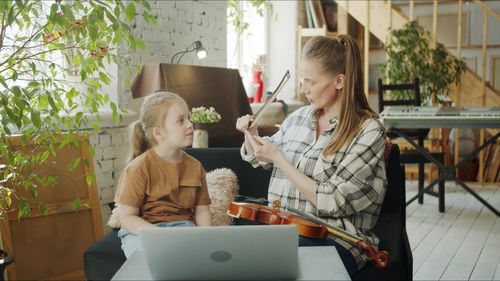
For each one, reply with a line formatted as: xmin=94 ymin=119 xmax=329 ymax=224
xmin=84 ymin=229 xmax=125 ymax=281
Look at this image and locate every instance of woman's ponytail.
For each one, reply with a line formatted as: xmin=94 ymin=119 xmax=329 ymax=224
xmin=303 ymin=34 xmax=377 ymax=156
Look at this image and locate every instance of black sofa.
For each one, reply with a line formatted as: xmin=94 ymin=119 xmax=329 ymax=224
xmin=83 ymin=146 xmax=411 ymax=281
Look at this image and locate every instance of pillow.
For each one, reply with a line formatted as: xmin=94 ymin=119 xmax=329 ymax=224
xmin=106 ymin=168 xmax=239 ymax=228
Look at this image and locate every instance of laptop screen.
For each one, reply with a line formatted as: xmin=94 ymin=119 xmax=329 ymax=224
xmin=139 ymin=225 xmax=298 ymax=280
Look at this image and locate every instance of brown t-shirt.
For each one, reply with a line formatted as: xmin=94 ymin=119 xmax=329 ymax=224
xmin=114 ymin=149 xmax=211 ymax=224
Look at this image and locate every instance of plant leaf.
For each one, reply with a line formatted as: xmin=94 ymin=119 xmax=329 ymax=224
xmin=126 ymin=2 xmax=135 ymax=23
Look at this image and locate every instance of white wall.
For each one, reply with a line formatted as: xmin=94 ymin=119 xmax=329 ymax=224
xmin=118 ymin=1 xmax=227 ymax=111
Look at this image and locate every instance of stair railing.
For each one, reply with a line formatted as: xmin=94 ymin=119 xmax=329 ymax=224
xmin=339 ymin=0 xmax=500 ymax=184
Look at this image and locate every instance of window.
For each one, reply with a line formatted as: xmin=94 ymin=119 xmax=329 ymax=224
xmin=227 ymin=1 xmax=268 ymax=99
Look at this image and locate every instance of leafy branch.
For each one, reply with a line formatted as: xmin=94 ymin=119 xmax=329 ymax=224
xmin=0 ymin=0 xmax=157 ymax=219
xmin=227 ymin=0 xmax=274 ymax=38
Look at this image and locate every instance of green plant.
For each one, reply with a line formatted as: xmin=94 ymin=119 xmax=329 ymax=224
xmin=0 ymin=0 xmax=156 ymax=219
xmin=190 ymin=106 xmax=221 ymax=124
xmin=227 ymin=0 xmax=274 ymax=38
xmin=379 ymin=20 xmax=466 ymax=105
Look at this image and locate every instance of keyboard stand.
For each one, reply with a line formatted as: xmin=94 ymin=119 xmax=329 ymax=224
xmin=390 ymin=128 xmax=500 ymax=217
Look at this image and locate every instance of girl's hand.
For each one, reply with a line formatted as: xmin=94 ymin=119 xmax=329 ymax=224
xmin=245 ymin=130 xmax=283 ymax=164
xmin=194 ymin=205 xmax=212 ymax=226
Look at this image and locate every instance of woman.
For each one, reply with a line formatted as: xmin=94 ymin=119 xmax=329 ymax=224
xmin=236 ymin=35 xmax=387 ymax=276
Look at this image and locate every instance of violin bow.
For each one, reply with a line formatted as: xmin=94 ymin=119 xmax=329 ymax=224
xmin=287 ymin=207 xmax=389 ymax=268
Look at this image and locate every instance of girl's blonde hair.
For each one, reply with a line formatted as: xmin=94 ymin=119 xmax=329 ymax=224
xmin=127 ymin=91 xmax=187 ymax=163
xmin=302 ymin=34 xmax=378 ymax=156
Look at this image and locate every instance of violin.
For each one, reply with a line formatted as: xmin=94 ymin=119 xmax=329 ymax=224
xmin=227 ymin=201 xmax=389 ymax=268
xmin=228 ymin=201 xmax=330 ymax=239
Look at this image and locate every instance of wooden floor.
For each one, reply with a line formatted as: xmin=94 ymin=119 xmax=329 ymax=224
xmin=406 ymin=180 xmax=500 ymax=281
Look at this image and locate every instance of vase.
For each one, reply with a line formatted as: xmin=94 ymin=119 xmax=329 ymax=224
xmin=193 ymin=124 xmax=209 ymax=148
xmin=252 ymin=71 xmax=263 ymax=103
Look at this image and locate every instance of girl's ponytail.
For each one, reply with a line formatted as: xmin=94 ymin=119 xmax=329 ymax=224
xmin=125 ymin=91 xmax=187 ymax=163
xmin=127 ymin=120 xmax=150 ymax=163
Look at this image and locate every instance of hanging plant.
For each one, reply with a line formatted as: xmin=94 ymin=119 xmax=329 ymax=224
xmin=0 ymin=0 xmax=157 ymax=219
xmin=227 ymin=0 xmax=275 ymax=38
xmin=379 ymin=20 xmax=466 ymax=105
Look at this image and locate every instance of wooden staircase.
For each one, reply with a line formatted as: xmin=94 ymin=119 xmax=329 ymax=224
xmin=335 ymin=0 xmax=500 ymax=184
xmin=336 ymin=0 xmax=500 ymax=108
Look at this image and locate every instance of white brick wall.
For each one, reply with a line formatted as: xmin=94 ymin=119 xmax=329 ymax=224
xmin=90 ymin=122 xmax=131 ymax=233
xmin=118 ymin=1 xmax=227 ymax=111
xmin=93 ymin=1 xmax=227 ymax=232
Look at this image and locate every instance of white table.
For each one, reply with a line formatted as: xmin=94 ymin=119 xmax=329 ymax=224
xmin=112 ymin=246 xmax=351 ymax=280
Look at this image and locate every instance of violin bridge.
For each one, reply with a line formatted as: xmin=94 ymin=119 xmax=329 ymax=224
xmin=272 ymin=200 xmax=281 ymax=210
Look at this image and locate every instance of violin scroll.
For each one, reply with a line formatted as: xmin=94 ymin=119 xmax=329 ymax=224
xmin=356 ymin=241 xmax=389 ymax=268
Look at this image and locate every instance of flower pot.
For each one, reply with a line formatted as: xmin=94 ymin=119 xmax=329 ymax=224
xmin=193 ymin=124 xmax=209 ymax=148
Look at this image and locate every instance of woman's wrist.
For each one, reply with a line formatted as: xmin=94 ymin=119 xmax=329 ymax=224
xmin=274 ymin=152 xmax=288 ymax=169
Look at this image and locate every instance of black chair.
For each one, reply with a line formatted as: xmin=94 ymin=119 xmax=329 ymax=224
xmin=378 ymin=78 xmax=445 ymax=212
xmin=353 ymin=143 xmax=412 ymax=281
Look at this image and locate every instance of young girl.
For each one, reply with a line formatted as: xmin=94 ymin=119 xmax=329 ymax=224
xmin=115 ymin=91 xmax=212 ymax=258
xmin=236 ymin=35 xmax=387 ymax=276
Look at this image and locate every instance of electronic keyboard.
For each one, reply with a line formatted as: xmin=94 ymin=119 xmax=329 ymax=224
xmin=380 ymin=106 xmax=500 ymax=128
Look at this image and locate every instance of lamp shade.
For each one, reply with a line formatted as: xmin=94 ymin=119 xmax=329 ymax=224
xmin=171 ymin=40 xmax=208 ymax=64
xmin=196 ymin=48 xmax=207 ymax=59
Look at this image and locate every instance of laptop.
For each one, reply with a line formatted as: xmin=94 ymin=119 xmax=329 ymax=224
xmin=139 ymin=225 xmax=299 ymax=280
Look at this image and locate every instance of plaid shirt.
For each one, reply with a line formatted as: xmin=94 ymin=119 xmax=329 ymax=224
xmin=241 ymin=105 xmax=387 ymax=269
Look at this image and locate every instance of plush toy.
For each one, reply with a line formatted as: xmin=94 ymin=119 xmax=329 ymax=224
xmin=206 ymin=168 xmax=239 ymax=226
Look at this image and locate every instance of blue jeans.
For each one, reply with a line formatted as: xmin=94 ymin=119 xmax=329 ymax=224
xmin=118 ymin=220 xmax=195 ymax=258
xmin=299 ymin=236 xmax=359 ymax=277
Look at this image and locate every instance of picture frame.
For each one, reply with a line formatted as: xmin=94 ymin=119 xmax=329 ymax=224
xmin=321 ymin=0 xmax=337 ymax=32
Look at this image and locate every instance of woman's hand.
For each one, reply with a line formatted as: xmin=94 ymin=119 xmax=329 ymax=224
xmin=236 ymin=114 xmax=258 ymax=135
xmin=245 ymin=130 xmax=284 ymax=164
xmin=236 ymin=114 xmax=259 ymax=154
xmin=245 ymin=130 xmax=318 ymax=204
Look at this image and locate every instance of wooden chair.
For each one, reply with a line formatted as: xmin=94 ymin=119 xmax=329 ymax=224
xmin=378 ymin=78 xmax=445 ymax=212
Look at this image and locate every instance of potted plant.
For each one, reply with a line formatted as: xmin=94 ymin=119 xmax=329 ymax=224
xmin=189 ymin=106 xmax=221 ymax=148
xmin=379 ymin=20 xmax=466 ymax=105
xmin=0 ymin=0 xmax=156 ymax=257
